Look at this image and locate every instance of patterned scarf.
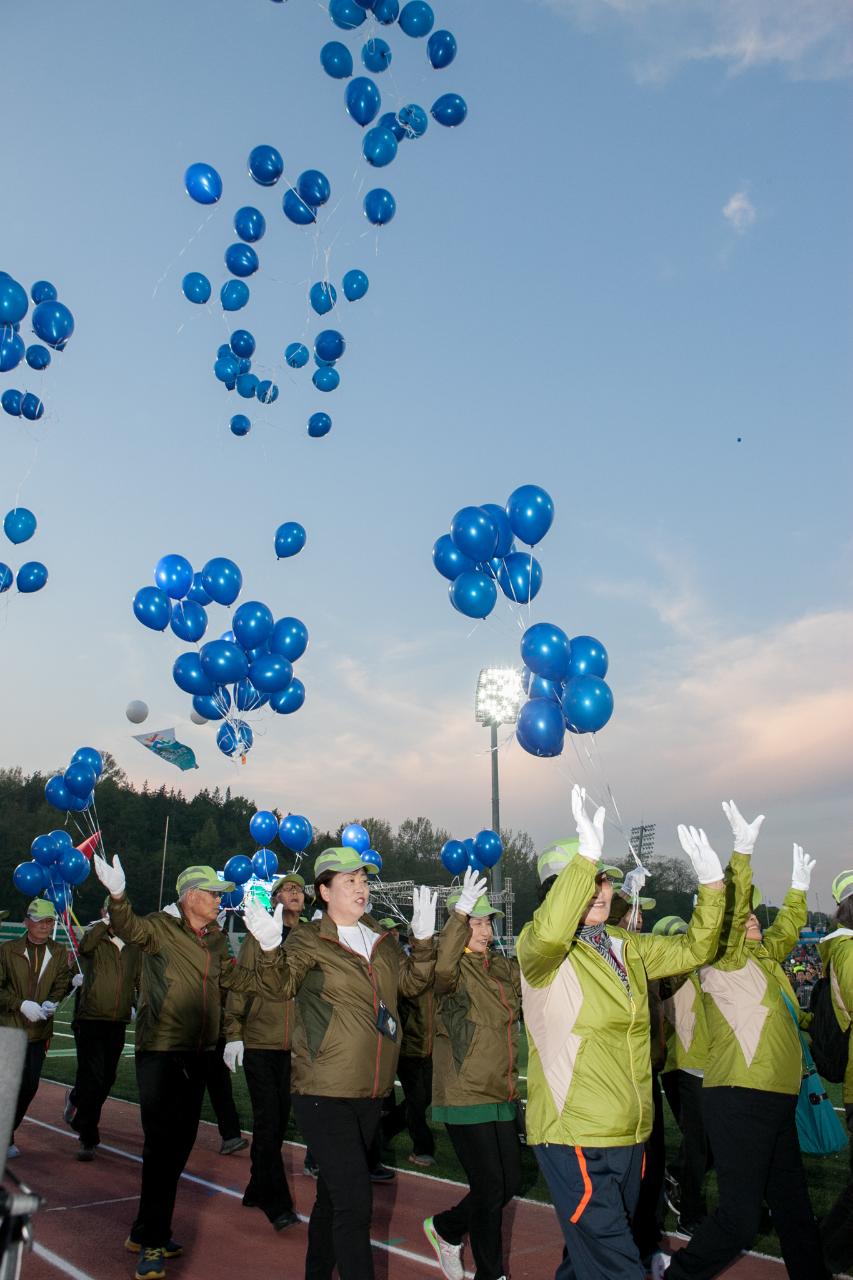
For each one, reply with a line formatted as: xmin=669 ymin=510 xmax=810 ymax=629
xmin=576 ymin=923 xmax=631 ymax=994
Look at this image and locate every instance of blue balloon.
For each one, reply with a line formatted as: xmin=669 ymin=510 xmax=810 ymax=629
xmin=361 ymin=850 xmax=382 ymax=876
xmin=321 ymin=39 xmax=354 ymax=78
xmin=13 ymin=861 xmax=48 ymax=895
xmin=192 ymin=690 xmax=230 ymax=721
xmin=50 ymin=829 xmax=74 ymax=849
xmin=250 ymin=810 xmax=279 ymax=847
xmin=63 ymin=757 xmax=94 ymax=799
xmin=567 ymin=635 xmax=609 ymax=680
xmin=25 ymin=344 xmax=51 ymax=371
xmin=225 ymin=243 xmax=259 ymax=279
xmin=516 ymin=697 xmax=565 ymax=758
xmin=31 ymin=280 xmax=57 ymax=304
xmin=270 ymin=616 xmax=308 ymax=662
xmin=315 ymin=330 xmax=346 ymax=363
xmin=21 ymin=393 xmax=44 ymax=421
xmin=233 ymin=600 xmax=274 ymax=649
xmin=296 ymin=170 xmax=331 ymax=207
xmin=173 ymin=651 xmax=215 ymax=696
xmin=345 ymin=76 xmax=381 ymax=127
xmin=31 ymin=834 xmax=60 ymax=867
xmin=133 ymin=586 xmax=171 ymax=630
xmin=185 ymin=162 xmax=222 ymax=204
xmin=181 ymin=272 xmax=211 ymax=304
xmin=329 ymin=0 xmax=366 ymax=29
xmin=473 ymin=829 xmax=502 ymax=868
xmin=398 ymin=104 xmax=428 ymax=138
xmin=236 ymin=372 xmax=259 ymax=399
xmin=257 ymin=380 xmax=278 ymax=405
xmin=431 ymin=93 xmax=467 ymax=127
xmin=449 ymin=571 xmax=497 ymax=619
xmin=308 ymin=412 xmax=332 ymax=438
xmin=521 ymin=623 xmax=570 ymax=681
xmin=465 ymin=843 xmax=485 ymax=874
xmin=450 ymin=506 xmax=499 ymax=562
xmin=0 ymin=330 xmax=24 ymax=372
xmin=0 ymin=274 xmax=28 ymax=324
xmin=200 ymin=639 xmax=249 ymax=684
xmin=218 ymin=719 xmax=254 ymax=757
xmin=45 ymin=774 xmax=73 ymax=811
xmin=399 ymin=0 xmax=433 ymax=36
xmin=562 ymin=675 xmax=614 ymax=734
xmin=279 ymin=813 xmax=313 ymax=852
xmin=220 ymin=886 xmax=244 ymax=910
xmin=234 ymin=206 xmax=266 ymax=242
xmin=440 ymin=839 xmax=467 ymax=875
xmin=282 ymin=188 xmax=317 ymax=225
xmin=312 ymin=367 xmax=339 ymax=393
xmin=342 ymin=269 xmax=369 ymax=301
xmin=32 ymin=300 xmax=75 ymax=349
xmin=155 ymin=554 xmax=193 ymax=600
xmin=224 ymin=854 xmax=254 ymax=885
xmin=497 ymin=552 xmax=542 ymax=603
xmin=427 ymin=28 xmax=457 ymax=67
xmin=342 ymin=823 xmax=370 ymax=853
xmin=1 ymin=389 xmax=22 ymax=417
xmin=237 ymin=357 xmax=252 ymax=375
xmin=201 ymin=557 xmax=242 ymax=605
xmin=187 ymin=572 xmax=212 ymax=606
xmin=230 ymin=330 xmax=255 ymax=359
xmin=480 ymin=503 xmax=514 ymax=558
xmin=3 ymin=507 xmax=36 ymax=545
xmin=252 ymin=848 xmax=279 ymax=880
xmin=15 ymin=561 xmax=47 ymax=593
xmin=529 ymin=673 xmax=563 ymax=702
xmin=248 ymin=144 xmax=284 ymax=186
xmin=220 ymin=280 xmax=250 ymax=311
xmin=285 ymin=342 xmax=310 ymax=368
xmin=249 ymin=653 xmax=293 ymax=693
xmin=269 ymin=677 xmax=305 ymax=714
xmin=71 ymin=747 xmax=103 ymax=779
xmin=214 ymin=354 xmax=239 ymax=383
xmin=234 ymin=678 xmax=267 ymax=711
xmin=432 ymin=534 xmax=475 ymax=581
xmin=274 ymin=521 xmax=306 ymax=558
xmin=377 ymin=111 xmax=406 ymax=142
xmin=59 ymin=848 xmax=91 ymax=887
xmin=0 ymin=563 xmax=12 ymax=592
xmin=363 ymin=125 xmax=398 ymax=167
xmin=506 ymin=484 xmax=554 ymax=546
xmin=44 ymin=882 xmax=74 ymax=911
xmin=374 ymin=0 xmax=399 ymax=20
xmin=362 ymin=37 xmax=392 ymax=72
xmin=364 ymin=188 xmax=396 ymax=225
xmin=309 ymin=282 xmax=337 ymax=315
xmin=170 ymin=600 xmax=208 ymax=643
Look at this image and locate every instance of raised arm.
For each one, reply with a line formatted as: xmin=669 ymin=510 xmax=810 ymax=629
xmin=79 ymin=921 xmax=109 ymax=957
xmin=398 ymin=885 xmax=438 ymax=998
xmin=434 ymin=911 xmax=470 ymax=996
xmin=763 ymin=845 xmax=811 ymax=960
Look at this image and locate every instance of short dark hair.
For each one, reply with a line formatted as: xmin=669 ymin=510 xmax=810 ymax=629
xmin=538 ymin=875 xmax=557 ymax=905
xmin=313 ymin=869 xmax=337 ymax=911
xmin=836 ymin=898 xmax=853 ymax=929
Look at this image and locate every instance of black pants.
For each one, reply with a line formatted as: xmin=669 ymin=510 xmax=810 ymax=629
xmin=13 ymin=1040 xmax=47 ymax=1135
xmin=533 ymin=1141 xmax=645 ymax=1280
xmin=203 ymin=1036 xmax=242 ymax=1141
xmin=661 ymin=1070 xmax=709 ymax=1224
xmin=667 ymin=1086 xmax=830 ymax=1280
xmin=292 ymin=1093 xmax=381 ymax=1280
xmin=393 ymin=1056 xmax=435 ymax=1157
xmin=820 ymin=1102 xmax=853 ymax=1274
xmin=433 ymin=1119 xmax=521 ymax=1280
xmin=632 ymin=1070 xmax=665 ymax=1260
xmin=243 ymin=1048 xmax=294 ymax=1220
xmin=70 ymin=1019 xmax=126 ymax=1147
xmin=130 ymin=1050 xmax=210 ymax=1249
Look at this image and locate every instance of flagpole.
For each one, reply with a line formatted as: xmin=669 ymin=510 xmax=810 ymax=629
xmin=157 ymin=815 xmax=170 ymax=910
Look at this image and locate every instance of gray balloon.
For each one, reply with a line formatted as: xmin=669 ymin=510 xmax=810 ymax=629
xmin=126 ymin=700 xmax=149 ymax=724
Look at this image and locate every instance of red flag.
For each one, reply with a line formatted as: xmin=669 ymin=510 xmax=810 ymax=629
xmin=76 ymin=831 xmax=102 ymax=860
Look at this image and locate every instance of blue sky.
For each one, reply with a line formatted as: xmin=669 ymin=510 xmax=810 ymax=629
xmin=1 ymin=0 xmax=850 ymax=905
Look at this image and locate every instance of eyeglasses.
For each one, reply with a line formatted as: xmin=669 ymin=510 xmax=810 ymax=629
xmin=196 ymin=889 xmax=223 ymax=899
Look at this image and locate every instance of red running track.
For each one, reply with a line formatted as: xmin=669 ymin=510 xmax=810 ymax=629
xmin=14 ymin=1080 xmax=793 ymax=1280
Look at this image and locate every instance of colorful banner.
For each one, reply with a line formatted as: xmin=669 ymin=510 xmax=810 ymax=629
xmin=133 ymin=728 xmax=199 ymax=772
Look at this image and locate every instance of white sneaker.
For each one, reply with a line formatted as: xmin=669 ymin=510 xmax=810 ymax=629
xmin=650 ymin=1252 xmax=672 ymax=1279
xmin=6 ymin=1144 xmax=20 ymax=1159
xmin=423 ymin=1217 xmax=464 ymax=1280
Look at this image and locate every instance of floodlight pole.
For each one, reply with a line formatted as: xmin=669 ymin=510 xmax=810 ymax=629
xmin=489 ymin=722 xmax=503 ymax=898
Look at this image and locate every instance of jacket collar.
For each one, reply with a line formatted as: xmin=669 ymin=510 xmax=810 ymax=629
xmin=822 ymin=928 xmax=853 ymax=943
xmin=318 ymin=911 xmax=386 ymax=942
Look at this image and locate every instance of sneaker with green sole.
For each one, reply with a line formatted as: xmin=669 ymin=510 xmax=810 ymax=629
xmin=423 ymin=1217 xmax=464 ymax=1280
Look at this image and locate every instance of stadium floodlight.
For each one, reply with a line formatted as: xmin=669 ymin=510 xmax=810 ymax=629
xmin=474 ymin=667 xmax=525 ymax=897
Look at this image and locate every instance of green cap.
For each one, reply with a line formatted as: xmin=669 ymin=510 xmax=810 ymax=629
xmin=313 ymin=847 xmax=366 ymax=878
xmin=652 ymin=915 xmax=688 ymax=936
xmin=536 ymin=839 xmax=621 ymax=885
xmin=378 ymin=916 xmax=404 ymax=930
xmin=751 ymin=885 xmax=763 ymax=911
xmin=270 ymin=871 xmax=306 ymax=897
xmin=447 ymin=891 xmax=504 ymax=919
xmin=832 ymin=871 xmax=853 ymax=905
xmin=176 ymin=865 xmax=234 ymax=896
xmin=26 ymin=899 xmax=57 ymax=921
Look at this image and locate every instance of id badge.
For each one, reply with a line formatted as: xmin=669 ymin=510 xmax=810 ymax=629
xmin=376 ymin=1000 xmax=398 ymax=1041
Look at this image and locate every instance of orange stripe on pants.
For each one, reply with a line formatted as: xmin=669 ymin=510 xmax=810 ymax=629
xmin=570 ymin=1146 xmax=593 ymax=1223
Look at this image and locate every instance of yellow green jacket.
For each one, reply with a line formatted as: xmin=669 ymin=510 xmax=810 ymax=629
xmin=660 ymin=971 xmax=708 ymax=1075
xmin=818 ymin=928 xmax=853 ymax=1104
xmin=518 ymin=856 xmax=725 ymax=1147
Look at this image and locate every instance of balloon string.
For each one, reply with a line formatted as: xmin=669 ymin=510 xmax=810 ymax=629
xmin=152 ymin=209 xmax=218 ymax=301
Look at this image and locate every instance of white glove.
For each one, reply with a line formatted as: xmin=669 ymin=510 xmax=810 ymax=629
xmin=40 ymin=1000 xmax=59 ymax=1016
xmin=620 ymin=866 xmax=649 ymax=899
xmin=455 ymin=867 xmax=488 ymax=916
xmin=410 ymin=886 xmax=438 ymax=940
xmin=791 ymin=843 xmax=816 ymax=892
xmin=20 ymin=999 xmax=47 ymax=1023
xmin=721 ymin=800 xmax=765 ymax=856
xmin=223 ymin=1040 xmax=244 ymax=1072
xmin=71 ymin=973 xmax=84 ymax=990
xmin=571 ymin=785 xmax=606 ymax=861
xmin=677 ymin=825 xmax=724 ymax=885
xmin=243 ymin=900 xmax=284 ymax=952
xmin=131 ymin=1006 xmax=137 ymax=1021
xmin=93 ymin=852 xmax=126 ymax=898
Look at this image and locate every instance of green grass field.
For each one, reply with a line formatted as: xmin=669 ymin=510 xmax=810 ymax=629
xmin=41 ymin=1010 xmax=848 ymax=1260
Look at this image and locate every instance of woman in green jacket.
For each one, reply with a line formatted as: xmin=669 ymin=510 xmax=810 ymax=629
xmin=424 ymin=867 xmax=521 ymax=1280
xmin=816 ymin=870 xmax=853 ymax=1274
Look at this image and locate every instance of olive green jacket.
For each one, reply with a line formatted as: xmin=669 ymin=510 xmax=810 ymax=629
xmin=223 ymin=927 xmax=296 ymax=1050
xmin=432 ymin=912 xmax=521 ymax=1109
xmin=399 ymin=988 xmax=435 ymax=1059
xmin=74 ymin=921 xmax=140 ymax=1023
xmin=282 ymin=912 xmax=435 ymax=1098
xmin=818 ymin=929 xmax=853 ymax=1104
xmin=659 ymin=971 xmax=708 ymax=1074
xmin=0 ymin=935 xmax=73 ymax=1043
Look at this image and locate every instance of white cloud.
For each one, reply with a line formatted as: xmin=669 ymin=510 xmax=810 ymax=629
xmin=723 ymin=191 xmax=757 ymax=234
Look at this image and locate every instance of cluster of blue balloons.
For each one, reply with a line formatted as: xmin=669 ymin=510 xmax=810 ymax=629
xmin=283 ymin=268 xmax=368 ymax=436
xmin=217 ymin=810 xmax=313 ymax=909
xmin=1 ymin=274 xmax=75 ymax=421
xmin=12 ymin=828 xmax=93 ymax=910
xmin=516 ymin=626 xmax=614 ymax=758
xmin=440 ymin=829 xmax=502 ymax=876
xmin=211 ymin=328 xmax=279 ymax=436
xmin=341 ymin=822 xmax=383 ymax=876
xmin=44 ymin=747 xmax=104 ymax=816
xmin=432 ymin=484 xmax=555 ymax=620
xmin=1 ymin=507 xmax=48 ymax=597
